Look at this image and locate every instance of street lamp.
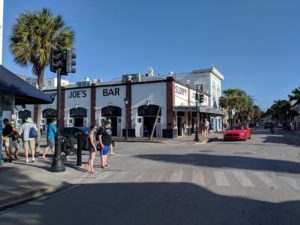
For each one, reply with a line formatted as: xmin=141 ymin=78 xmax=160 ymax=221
xmin=124 ymin=98 xmax=128 ymax=141
xmin=194 ymin=84 xmax=203 ymax=142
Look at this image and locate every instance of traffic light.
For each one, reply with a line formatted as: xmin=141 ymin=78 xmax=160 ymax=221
xmin=66 ymin=50 xmax=76 ymax=73
xmin=50 ymin=48 xmax=63 ymax=73
xmin=200 ymin=94 xmax=204 ymax=103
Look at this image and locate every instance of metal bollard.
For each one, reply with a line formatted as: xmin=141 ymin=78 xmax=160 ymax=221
xmin=77 ymin=132 xmax=82 ymax=166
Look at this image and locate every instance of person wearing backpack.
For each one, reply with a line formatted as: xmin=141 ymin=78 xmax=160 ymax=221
xmin=19 ymin=117 xmax=38 ymax=163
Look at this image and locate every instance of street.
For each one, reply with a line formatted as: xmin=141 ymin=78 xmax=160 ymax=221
xmin=1 ymin=128 xmax=300 ymax=225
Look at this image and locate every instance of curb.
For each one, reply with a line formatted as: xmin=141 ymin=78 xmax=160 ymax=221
xmin=0 ymin=184 xmax=68 ymax=212
xmin=0 ymin=168 xmax=90 ymax=212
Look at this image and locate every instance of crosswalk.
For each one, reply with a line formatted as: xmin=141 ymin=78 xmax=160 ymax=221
xmin=92 ymin=169 xmax=300 ymax=191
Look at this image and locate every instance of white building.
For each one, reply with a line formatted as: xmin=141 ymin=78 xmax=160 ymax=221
xmin=14 ymin=67 xmax=226 ymax=138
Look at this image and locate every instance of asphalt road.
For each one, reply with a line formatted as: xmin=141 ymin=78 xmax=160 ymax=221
xmin=1 ymin=128 xmax=300 ymax=225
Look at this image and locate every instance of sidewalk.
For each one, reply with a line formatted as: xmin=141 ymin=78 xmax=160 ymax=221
xmin=0 ymin=132 xmax=222 ymax=211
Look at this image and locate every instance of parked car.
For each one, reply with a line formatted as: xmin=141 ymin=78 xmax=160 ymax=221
xmin=223 ymin=126 xmax=251 ymax=141
xmin=60 ymin=127 xmax=90 ymax=152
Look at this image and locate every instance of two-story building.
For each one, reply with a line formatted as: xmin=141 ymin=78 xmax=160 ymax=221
xmin=13 ymin=66 xmax=226 ymax=138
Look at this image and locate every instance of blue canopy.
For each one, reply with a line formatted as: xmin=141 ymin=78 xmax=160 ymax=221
xmin=0 ymin=65 xmax=53 ymax=105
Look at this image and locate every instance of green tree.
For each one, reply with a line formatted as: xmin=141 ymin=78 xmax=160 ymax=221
xmin=10 ymin=8 xmax=74 ymax=132
xmin=219 ymin=88 xmax=256 ymax=124
xmin=268 ymin=100 xmax=290 ymax=124
xmin=289 ymin=87 xmax=300 ymax=106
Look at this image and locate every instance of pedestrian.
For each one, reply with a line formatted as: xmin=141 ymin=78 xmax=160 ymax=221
xmin=2 ymin=118 xmax=13 ymax=162
xmin=106 ymin=118 xmax=115 ymax=156
xmin=97 ymin=120 xmax=112 ymax=169
xmin=204 ymin=119 xmax=209 ymax=137
xmin=40 ymin=118 xmax=57 ymax=160
xmin=9 ymin=120 xmax=20 ymax=159
xmin=182 ymin=121 xmax=187 ymax=136
xmin=209 ymin=120 xmax=214 ymax=134
xmin=87 ymin=125 xmax=98 ymax=173
xmin=19 ymin=117 xmax=38 ymax=163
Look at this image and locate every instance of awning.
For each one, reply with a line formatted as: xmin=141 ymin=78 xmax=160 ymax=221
xmin=173 ymin=105 xmax=227 ymax=116
xmin=0 ymin=65 xmax=53 ymax=105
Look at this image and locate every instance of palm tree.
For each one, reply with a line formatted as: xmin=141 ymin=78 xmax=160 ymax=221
xmin=289 ymin=87 xmax=300 ymax=106
xmin=10 ymin=8 xmax=74 ymax=134
xmin=219 ymin=88 xmax=256 ymax=124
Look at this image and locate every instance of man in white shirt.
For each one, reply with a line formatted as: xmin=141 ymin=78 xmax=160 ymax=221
xmin=19 ymin=117 xmax=37 ymax=163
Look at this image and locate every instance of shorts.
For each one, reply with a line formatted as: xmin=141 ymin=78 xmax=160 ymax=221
xmin=3 ymin=140 xmax=9 ymax=147
xmin=100 ymin=145 xmax=110 ymax=155
xmin=23 ymin=140 xmax=36 ymax=151
xmin=47 ymin=138 xmax=55 ymax=148
xmin=11 ymin=140 xmax=19 ymax=149
xmin=89 ymin=146 xmax=96 ymax=153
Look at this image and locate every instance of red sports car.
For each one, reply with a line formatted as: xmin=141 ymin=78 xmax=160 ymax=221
xmin=223 ymin=126 xmax=251 ymax=141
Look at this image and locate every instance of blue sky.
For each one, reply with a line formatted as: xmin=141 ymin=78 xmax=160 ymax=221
xmin=2 ymin=0 xmax=300 ymax=110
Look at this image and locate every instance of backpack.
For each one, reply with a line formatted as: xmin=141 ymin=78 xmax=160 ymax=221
xmin=29 ymin=127 xmax=38 ymax=138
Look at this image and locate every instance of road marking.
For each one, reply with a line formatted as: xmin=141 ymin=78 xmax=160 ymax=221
xmin=110 ymin=171 xmax=129 ymax=183
xmin=232 ymin=171 xmax=255 ymax=187
xmin=133 ymin=172 xmax=147 ymax=183
xmin=168 ymin=170 xmax=184 ymax=183
xmin=192 ymin=170 xmax=205 ymax=186
xmin=214 ymin=171 xmax=229 ymax=186
xmin=157 ymin=171 xmax=168 ymax=182
xmin=279 ymin=176 xmax=300 ymax=190
xmin=254 ymin=172 xmax=280 ymax=189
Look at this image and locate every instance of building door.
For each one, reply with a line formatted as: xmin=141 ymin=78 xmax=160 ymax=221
xmin=143 ymin=116 xmax=156 ymax=137
xmin=74 ymin=118 xmax=84 ymax=127
xmin=138 ymin=104 xmax=161 ymax=138
xmin=177 ymin=117 xmax=183 ymax=136
xmin=101 ymin=106 xmax=122 ymax=136
xmin=70 ymin=107 xmax=87 ymax=127
xmin=106 ymin=117 xmax=118 ymax=136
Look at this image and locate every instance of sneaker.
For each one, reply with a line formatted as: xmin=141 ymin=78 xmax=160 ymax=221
xmin=26 ymin=158 xmax=29 ymax=163
xmin=32 ymin=158 xmax=35 ymax=163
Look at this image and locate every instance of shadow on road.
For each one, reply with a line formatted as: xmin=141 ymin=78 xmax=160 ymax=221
xmin=1 ymin=181 xmax=300 ymax=225
xmin=252 ymin=128 xmax=300 ymax=147
xmin=136 ymin=153 xmax=300 ymax=174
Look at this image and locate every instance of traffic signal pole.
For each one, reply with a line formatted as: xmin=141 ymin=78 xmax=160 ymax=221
xmin=50 ymin=67 xmax=65 ymax=172
xmin=194 ymin=84 xmax=203 ymax=143
xmin=49 ymin=47 xmax=76 ymax=172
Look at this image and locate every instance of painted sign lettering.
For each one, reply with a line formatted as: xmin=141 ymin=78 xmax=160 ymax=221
xmin=68 ymin=90 xmax=87 ymax=98
xmin=103 ymin=88 xmax=120 ymax=96
xmin=175 ymin=85 xmax=187 ymax=96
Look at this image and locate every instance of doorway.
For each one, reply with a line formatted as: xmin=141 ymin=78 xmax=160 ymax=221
xmin=143 ymin=116 xmax=156 ymax=137
xmin=74 ymin=118 xmax=84 ymax=127
xmin=177 ymin=117 xmax=183 ymax=136
xmin=106 ymin=117 xmax=118 ymax=136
